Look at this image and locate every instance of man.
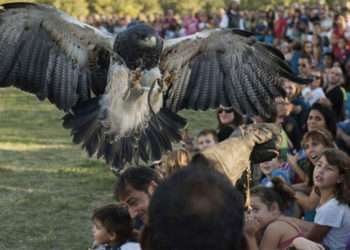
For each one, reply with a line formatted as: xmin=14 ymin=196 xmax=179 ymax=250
xmin=146 ymin=156 xmax=244 ymax=250
xmin=298 ymin=54 xmax=313 ymax=78
xmin=114 ymin=167 xmax=161 ymax=225
xmin=323 ymin=66 xmax=345 ymax=121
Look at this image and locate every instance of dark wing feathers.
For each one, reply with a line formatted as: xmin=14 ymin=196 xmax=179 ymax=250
xmin=161 ymin=29 xmax=309 ymax=117
xmin=0 ymin=3 xmax=113 ymax=111
xmin=63 ymin=95 xmax=186 ymax=168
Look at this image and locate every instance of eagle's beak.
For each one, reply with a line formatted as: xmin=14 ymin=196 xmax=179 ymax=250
xmin=139 ymin=36 xmax=157 ymax=48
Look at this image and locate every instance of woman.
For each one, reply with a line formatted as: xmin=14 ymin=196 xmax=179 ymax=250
xmin=216 ymin=105 xmax=244 ymax=142
xmin=305 ymin=102 xmax=337 ymax=138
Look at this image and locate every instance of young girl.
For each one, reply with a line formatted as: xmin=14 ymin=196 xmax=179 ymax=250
xmin=281 ymin=129 xmax=335 ymax=221
xmin=244 ymin=185 xmax=306 ymax=250
xmin=305 ymin=148 xmax=350 ymax=250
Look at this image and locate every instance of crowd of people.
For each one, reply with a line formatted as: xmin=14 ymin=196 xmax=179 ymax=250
xmin=88 ymin=1 xmax=350 ymax=250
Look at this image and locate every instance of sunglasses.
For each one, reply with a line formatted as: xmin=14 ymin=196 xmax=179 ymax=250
xmin=312 ymin=75 xmax=321 ymax=80
xmin=218 ymin=108 xmax=234 ymax=114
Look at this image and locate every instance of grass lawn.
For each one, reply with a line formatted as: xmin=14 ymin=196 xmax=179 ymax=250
xmin=0 ymin=88 xmax=216 ymax=250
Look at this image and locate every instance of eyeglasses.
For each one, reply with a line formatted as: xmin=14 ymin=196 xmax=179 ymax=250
xmin=218 ymin=108 xmax=234 ymax=114
xmin=299 ymin=63 xmax=307 ymax=68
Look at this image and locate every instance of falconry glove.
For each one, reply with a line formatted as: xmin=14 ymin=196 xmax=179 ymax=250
xmin=202 ymin=123 xmax=282 ymax=184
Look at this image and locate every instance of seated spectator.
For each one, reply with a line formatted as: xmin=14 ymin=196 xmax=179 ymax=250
xmin=302 ymin=70 xmax=326 ymax=106
xmin=298 ymin=54 xmax=313 ymax=79
xmin=301 ymin=149 xmax=350 ymax=250
xmin=322 ymin=52 xmax=334 ymax=70
xmin=259 ymin=156 xmax=292 ymax=187
xmin=282 ymin=79 xmax=309 ymax=133
xmin=305 ymin=102 xmax=337 ymax=138
xmin=92 ymin=204 xmax=140 ymax=250
xmin=216 ymin=105 xmax=243 ymax=142
xmin=323 ymin=66 xmax=345 ymax=121
xmin=277 ymin=129 xmax=335 ymax=222
xmin=145 ymin=155 xmax=245 ymax=250
xmin=159 ymin=148 xmax=190 ymax=178
xmin=114 ymin=167 xmax=162 ymax=226
xmin=196 ymin=128 xmax=218 ymax=151
xmin=275 ymin=97 xmax=303 ymax=151
xmin=244 ymin=185 xmax=306 ymax=250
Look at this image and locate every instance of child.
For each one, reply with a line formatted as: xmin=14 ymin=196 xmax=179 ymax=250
xmin=92 ymin=204 xmax=140 ymax=250
xmin=346 ymin=171 xmax=350 ymax=250
xmin=259 ymin=156 xmax=291 ymax=187
xmin=305 ymin=148 xmax=350 ymax=250
xmin=282 ymin=129 xmax=335 ymax=222
xmin=244 ymin=185 xmax=306 ymax=250
xmin=160 ymin=149 xmax=190 ymax=178
xmin=196 ymin=129 xmax=218 ymax=151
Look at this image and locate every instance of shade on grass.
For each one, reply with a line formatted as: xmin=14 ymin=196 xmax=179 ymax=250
xmin=0 ymin=88 xmax=216 ymax=249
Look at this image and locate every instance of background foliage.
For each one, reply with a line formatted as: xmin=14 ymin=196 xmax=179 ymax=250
xmin=0 ymin=0 xmax=347 ymax=17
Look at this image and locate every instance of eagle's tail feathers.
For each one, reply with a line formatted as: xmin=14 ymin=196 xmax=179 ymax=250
xmin=63 ymin=99 xmax=187 ymax=169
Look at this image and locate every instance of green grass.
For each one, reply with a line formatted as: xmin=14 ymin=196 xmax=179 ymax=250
xmin=0 ymin=88 xmax=216 ymax=250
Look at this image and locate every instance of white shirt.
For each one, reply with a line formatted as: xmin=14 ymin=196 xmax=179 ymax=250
xmin=121 ymin=242 xmax=141 ymax=250
xmin=314 ymin=198 xmax=350 ymax=250
xmin=302 ymin=87 xmax=325 ymax=106
xmin=219 ymin=14 xmax=229 ymax=28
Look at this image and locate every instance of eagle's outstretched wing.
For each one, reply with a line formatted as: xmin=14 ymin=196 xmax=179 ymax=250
xmin=0 ymin=2 xmax=114 ymax=111
xmin=160 ymin=29 xmax=309 ymax=117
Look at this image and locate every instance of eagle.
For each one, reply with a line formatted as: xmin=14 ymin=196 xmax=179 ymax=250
xmin=0 ymin=2 xmax=308 ymax=169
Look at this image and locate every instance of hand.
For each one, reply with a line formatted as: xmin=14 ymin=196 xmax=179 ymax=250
xmin=292 ymin=237 xmax=325 ymax=250
xmin=244 ymin=212 xmax=259 ymax=237
xmin=271 ymin=176 xmax=296 ymax=199
xmin=318 ymin=97 xmax=332 ymax=107
xmin=202 ymin=123 xmax=281 ymax=183
xmin=287 ymin=153 xmax=298 ymax=167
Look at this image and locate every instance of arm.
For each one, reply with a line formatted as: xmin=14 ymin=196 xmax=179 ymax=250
xmin=306 ymin=224 xmax=331 ymax=243
xmin=259 ymin=223 xmax=283 ymax=250
xmin=292 ymin=182 xmax=312 ymax=193
xmin=292 ymin=237 xmax=325 ymax=250
xmin=244 ymin=213 xmax=260 ymax=250
xmin=291 ymin=217 xmax=330 ymax=243
xmin=287 ymin=153 xmax=307 ymax=183
xmin=294 ymin=187 xmax=320 ymax=212
xmin=244 ymin=235 xmax=259 ymax=250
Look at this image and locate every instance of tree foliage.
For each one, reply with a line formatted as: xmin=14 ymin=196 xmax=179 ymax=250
xmin=0 ymin=0 xmax=348 ymax=17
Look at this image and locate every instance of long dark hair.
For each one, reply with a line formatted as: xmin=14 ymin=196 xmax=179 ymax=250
xmin=301 ymin=128 xmax=335 ymax=187
xmin=306 ymin=102 xmax=337 ymax=138
xmin=318 ymin=148 xmax=350 ymax=204
xmin=250 ymin=184 xmax=294 ymax=212
xmin=216 ymin=107 xmax=243 ymax=130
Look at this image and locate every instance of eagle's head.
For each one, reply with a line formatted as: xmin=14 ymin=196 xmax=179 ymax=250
xmin=114 ymin=22 xmax=163 ymax=70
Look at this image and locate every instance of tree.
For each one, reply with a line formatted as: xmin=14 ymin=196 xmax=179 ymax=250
xmin=0 ymin=0 xmax=89 ymax=17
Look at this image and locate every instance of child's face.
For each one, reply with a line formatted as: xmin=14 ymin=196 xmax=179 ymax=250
xmin=304 ymin=138 xmax=325 ymax=165
xmin=250 ymin=196 xmax=276 ymax=230
xmin=92 ymin=219 xmax=115 ymax=245
xmin=313 ymin=156 xmax=342 ymax=190
xmin=197 ymin=134 xmax=216 ymax=151
xmin=259 ymin=159 xmax=279 ymax=176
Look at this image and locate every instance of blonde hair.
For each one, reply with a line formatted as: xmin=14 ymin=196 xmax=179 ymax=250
xmin=162 ymin=149 xmax=191 ymax=177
